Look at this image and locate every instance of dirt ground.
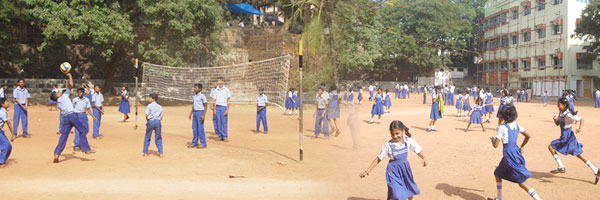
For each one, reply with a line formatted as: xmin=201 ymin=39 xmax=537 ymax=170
xmin=1 ymin=93 xmax=599 ymax=200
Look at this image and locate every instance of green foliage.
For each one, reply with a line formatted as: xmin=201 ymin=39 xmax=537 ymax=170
xmin=137 ymin=0 xmax=225 ymax=66
xmin=377 ymin=0 xmax=472 ymax=76
xmin=573 ymin=1 xmax=600 ymax=60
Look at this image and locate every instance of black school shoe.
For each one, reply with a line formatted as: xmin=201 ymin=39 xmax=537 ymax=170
xmin=595 ymin=169 xmax=600 ymax=185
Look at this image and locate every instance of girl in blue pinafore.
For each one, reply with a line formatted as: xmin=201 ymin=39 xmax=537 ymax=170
xmin=343 ymin=89 xmax=348 ymax=105
xmin=118 ymin=86 xmax=131 ymax=122
xmin=542 ymin=91 xmax=548 ymax=106
xmin=488 ymin=105 xmax=542 ymax=200
xmin=360 ymin=120 xmax=426 ymax=200
xmin=348 ymin=88 xmax=354 ymax=105
xmin=370 ymin=88 xmax=384 ymax=124
xmin=462 ymin=90 xmax=472 ymax=116
xmin=293 ymin=89 xmax=299 ymax=114
xmin=484 ymin=88 xmax=494 ymax=123
xmin=427 ymin=86 xmax=442 ymax=131
xmin=328 ymin=86 xmax=342 ymax=137
xmin=384 ymin=89 xmax=392 ymax=113
xmin=547 ymin=97 xmax=600 ymax=184
xmin=455 ymin=90 xmax=463 ymax=117
xmin=566 ymin=91 xmax=576 ymax=114
xmin=465 ymin=98 xmax=485 ymax=132
xmin=285 ymin=88 xmax=294 ymax=115
xmin=496 ymin=90 xmax=513 ymax=125
xmin=357 ymin=87 xmax=363 ymax=104
xmin=422 ymin=85 xmax=427 ymax=104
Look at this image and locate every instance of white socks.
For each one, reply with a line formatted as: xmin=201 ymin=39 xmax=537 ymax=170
xmin=528 ymin=188 xmax=541 ymax=200
xmin=554 ymin=154 xmax=565 ymax=168
xmin=496 ymin=182 xmax=502 ymax=200
xmin=586 ymin=160 xmax=598 ymax=174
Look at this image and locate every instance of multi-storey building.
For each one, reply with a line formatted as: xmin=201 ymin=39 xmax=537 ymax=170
xmin=480 ymin=0 xmax=598 ymax=97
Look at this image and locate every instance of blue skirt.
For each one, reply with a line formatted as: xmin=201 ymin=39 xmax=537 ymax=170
xmin=358 ymin=93 xmax=363 ymax=101
xmin=463 ymin=100 xmax=471 ymax=111
xmin=343 ymin=93 xmax=348 ymax=101
xmin=496 ymin=105 xmax=504 ymax=118
xmin=543 ymin=96 xmax=548 ymax=104
xmin=348 ymin=93 xmax=354 ymax=101
xmin=551 ymin=128 xmax=583 ymax=156
xmin=285 ymin=98 xmax=293 ymax=109
xmin=384 ymin=97 xmax=392 ymax=107
xmin=327 ymin=102 xmax=341 ymax=119
xmin=456 ymin=99 xmax=463 ymax=109
xmin=48 ymin=100 xmax=57 ymax=105
xmin=386 ymin=160 xmax=420 ymax=200
xmin=371 ymin=103 xmax=384 ymax=115
xmin=469 ymin=110 xmax=482 ymax=124
xmin=118 ymin=99 xmax=130 ymax=114
xmin=293 ymin=96 xmax=300 ymax=108
xmin=485 ymin=105 xmax=494 ymax=113
xmin=494 ymin=146 xmax=532 ymax=184
xmin=430 ymin=101 xmax=441 ymax=119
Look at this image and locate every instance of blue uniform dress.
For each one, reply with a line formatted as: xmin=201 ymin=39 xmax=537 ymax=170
xmin=256 ymin=94 xmax=268 ymax=132
xmin=525 ymin=90 xmax=529 ymax=102
xmin=550 ymin=110 xmax=583 ymax=156
xmin=54 ymin=89 xmax=92 ymax=155
xmin=422 ymin=91 xmax=426 ymax=104
xmin=118 ymin=90 xmax=130 ymax=114
xmin=494 ymin=123 xmax=532 ymax=183
xmin=144 ymin=101 xmax=163 ymax=154
xmin=484 ymin=93 xmax=494 ymax=114
xmin=0 ymin=108 xmax=12 ymax=164
xmin=371 ymin=94 xmax=384 ymax=115
xmin=192 ymin=92 xmax=208 ymax=147
xmin=595 ymin=91 xmax=600 ymax=108
xmin=293 ymin=92 xmax=299 ymax=108
xmin=348 ymin=91 xmax=354 ymax=102
xmin=357 ymin=90 xmax=363 ymax=101
xmin=463 ymin=95 xmax=472 ymax=111
xmin=567 ymin=95 xmax=575 ymax=113
xmin=455 ymin=94 xmax=463 ymax=110
xmin=543 ymin=93 xmax=548 ymax=105
xmin=379 ymin=138 xmax=422 ymax=200
xmin=285 ymin=91 xmax=293 ymax=109
xmin=369 ymin=87 xmax=374 ymax=101
xmin=343 ymin=92 xmax=348 ymax=101
xmin=384 ymin=93 xmax=392 ymax=107
xmin=469 ymin=105 xmax=483 ymax=124
xmin=430 ymin=93 xmax=442 ymax=119
xmin=496 ymin=97 xmax=506 ymax=118
xmin=72 ymin=97 xmax=92 ymax=150
xmin=327 ymin=92 xmax=341 ymax=119
xmin=12 ymin=87 xmax=29 ymax=137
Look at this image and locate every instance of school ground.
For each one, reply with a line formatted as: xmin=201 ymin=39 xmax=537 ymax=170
xmin=0 ymin=94 xmax=599 ymax=199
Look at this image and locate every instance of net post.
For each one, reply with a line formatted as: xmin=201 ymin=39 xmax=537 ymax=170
xmin=299 ymin=40 xmax=304 ymax=161
xmin=134 ymin=58 xmax=139 ymax=130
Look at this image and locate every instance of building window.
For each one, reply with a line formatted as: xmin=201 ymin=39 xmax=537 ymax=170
xmin=523 ymin=32 xmax=531 ymax=42
xmin=501 ymin=13 xmax=507 ymax=24
xmin=484 ymin=41 xmax=489 ymax=51
xmin=512 ymin=10 xmax=519 ymax=19
xmin=490 ymin=63 xmax=497 ymax=71
xmin=538 ymin=1 xmax=545 ymax=11
xmin=538 ymin=28 xmax=546 ymax=39
xmin=501 ymin=37 xmax=508 ymax=47
xmin=576 ymin=0 xmax=590 ymax=3
xmin=524 ymin=5 xmax=531 ymax=15
xmin=501 ymin=62 xmax=508 ymax=70
xmin=552 ymin=0 xmax=562 ymax=5
xmin=511 ymin=62 xmax=518 ymax=71
xmin=552 ymin=55 xmax=562 ymax=66
xmin=538 ymin=57 xmax=546 ymax=69
xmin=523 ymin=60 xmax=531 ymax=71
xmin=577 ymin=57 xmax=593 ymax=70
xmin=552 ymin=24 xmax=562 ymax=35
xmin=511 ymin=35 xmax=518 ymax=44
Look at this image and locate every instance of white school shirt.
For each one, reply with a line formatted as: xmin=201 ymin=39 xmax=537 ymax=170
xmin=210 ymin=87 xmax=216 ymax=100
xmin=51 ymin=88 xmax=59 ymax=93
xmin=0 ymin=88 xmax=4 ymax=98
xmin=544 ymin=92 xmax=548 ymax=97
xmin=457 ymin=94 xmax=463 ymax=100
xmin=450 ymin=85 xmax=455 ymax=93
xmin=72 ymin=96 xmax=91 ymax=113
xmin=145 ymin=101 xmax=163 ymax=120
xmin=257 ymin=94 xmax=268 ymax=107
xmin=404 ymin=85 xmax=408 ymax=90
xmin=395 ymin=84 xmax=400 ymax=89
xmin=368 ymin=85 xmax=374 ymax=92
xmin=496 ymin=122 xmax=525 ymax=144
xmin=57 ymin=89 xmax=75 ymax=116
xmin=378 ymin=138 xmax=422 ymax=160
xmin=316 ymin=93 xmax=328 ymax=109
xmin=13 ymin=86 xmax=30 ymax=104
xmin=559 ymin=110 xmax=581 ymax=129
xmin=479 ymin=90 xmax=485 ymax=100
xmin=0 ymin=107 xmax=8 ymax=129
xmin=214 ymin=86 xmax=231 ymax=106
xmin=288 ymin=91 xmax=293 ymax=98
xmin=595 ymin=90 xmax=600 ymax=98
xmin=193 ymin=92 xmax=208 ymax=111
xmin=92 ymin=92 xmax=104 ymax=107
xmin=464 ymin=94 xmax=470 ymax=101
xmin=122 ymin=90 xmax=128 ymax=98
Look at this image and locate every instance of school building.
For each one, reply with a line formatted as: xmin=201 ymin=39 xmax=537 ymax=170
xmin=479 ymin=0 xmax=599 ymax=97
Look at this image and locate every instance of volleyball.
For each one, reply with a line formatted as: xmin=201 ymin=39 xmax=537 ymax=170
xmin=60 ymin=62 xmax=71 ymax=73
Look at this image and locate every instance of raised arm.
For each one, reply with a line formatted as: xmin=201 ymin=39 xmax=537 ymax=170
xmin=67 ymin=73 xmax=73 ymax=90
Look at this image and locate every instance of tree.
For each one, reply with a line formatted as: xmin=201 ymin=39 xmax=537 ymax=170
xmin=377 ymin=0 xmax=472 ymax=80
xmin=21 ymin=0 xmax=225 ymax=94
xmin=573 ymin=1 xmax=600 ymax=60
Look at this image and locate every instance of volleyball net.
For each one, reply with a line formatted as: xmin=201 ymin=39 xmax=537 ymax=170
xmin=141 ymin=55 xmax=291 ymax=109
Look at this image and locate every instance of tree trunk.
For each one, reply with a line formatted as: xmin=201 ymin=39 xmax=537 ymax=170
xmin=103 ymin=51 xmax=125 ymax=96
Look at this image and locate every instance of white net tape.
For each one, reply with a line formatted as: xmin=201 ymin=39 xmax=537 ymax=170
xmin=142 ymin=55 xmax=291 ymax=109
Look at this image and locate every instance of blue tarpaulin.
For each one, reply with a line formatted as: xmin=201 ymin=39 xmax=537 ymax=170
xmin=226 ymin=3 xmax=263 ymax=15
